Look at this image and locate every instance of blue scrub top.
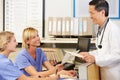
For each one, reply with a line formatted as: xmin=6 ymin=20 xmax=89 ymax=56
xmin=0 ymin=54 xmax=23 ymax=80
xmin=14 ymin=48 xmax=47 ymax=76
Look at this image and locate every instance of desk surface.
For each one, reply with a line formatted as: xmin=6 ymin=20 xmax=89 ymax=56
xmin=41 ymin=38 xmax=95 ymax=44
xmin=58 ymin=78 xmax=78 ymax=80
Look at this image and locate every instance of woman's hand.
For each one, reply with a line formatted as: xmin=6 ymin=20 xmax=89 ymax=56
xmin=48 ymin=75 xmax=58 ymax=80
xmin=57 ymin=70 xmax=76 ymax=77
xmin=55 ymin=64 xmax=63 ymax=71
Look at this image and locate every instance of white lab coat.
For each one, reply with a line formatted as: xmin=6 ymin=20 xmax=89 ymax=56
xmin=89 ymin=20 xmax=120 ymax=80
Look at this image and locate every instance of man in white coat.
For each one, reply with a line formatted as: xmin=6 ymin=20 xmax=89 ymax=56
xmin=79 ymin=0 xmax=120 ymax=80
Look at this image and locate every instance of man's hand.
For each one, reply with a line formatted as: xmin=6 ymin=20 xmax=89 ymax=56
xmin=79 ymin=52 xmax=95 ymax=63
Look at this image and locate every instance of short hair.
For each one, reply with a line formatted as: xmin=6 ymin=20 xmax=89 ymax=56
xmin=22 ymin=27 xmax=38 ymax=49
xmin=0 ymin=31 xmax=14 ymax=52
xmin=89 ymin=0 xmax=109 ymax=16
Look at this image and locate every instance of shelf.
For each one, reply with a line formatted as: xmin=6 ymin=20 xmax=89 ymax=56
xmin=41 ymin=38 xmax=95 ymax=44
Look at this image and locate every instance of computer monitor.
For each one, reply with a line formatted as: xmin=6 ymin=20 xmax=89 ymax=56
xmin=76 ymin=37 xmax=91 ymax=52
xmin=75 ymin=37 xmax=91 ymax=63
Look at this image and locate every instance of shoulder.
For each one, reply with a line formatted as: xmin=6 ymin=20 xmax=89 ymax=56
xmin=107 ymin=20 xmax=120 ymax=32
xmin=108 ymin=20 xmax=120 ymax=29
xmin=36 ymin=48 xmax=46 ymax=56
xmin=15 ymin=49 xmax=28 ymax=60
xmin=0 ymin=56 xmax=13 ymax=69
xmin=16 ymin=49 xmax=27 ymax=56
xmin=36 ymin=48 xmax=43 ymax=53
xmin=0 ymin=55 xmax=10 ymax=64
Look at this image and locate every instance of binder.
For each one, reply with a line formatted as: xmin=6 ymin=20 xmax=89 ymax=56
xmin=86 ymin=17 xmax=94 ymax=36
xmin=73 ymin=18 xmax=79 ymax=35
xmin=82 ymin=17 xmax=88 ymax=35
xmin=48 ymin=17 xmax=53 ymax=35
xmin=82 ymin=17 xmax=94 ymax=36
xmin=65 ymin=17 xmax=71 ymax=35
xmin=78 ymin=63 xmax=100 ymax=80
xmin=70 ymin=18 xmax=74 ymax=35
xmin=78 ymin=17 xmax=83 ymax=36
xmin=52 ymin=17 xmax=57 ymax=35
xmin=56 ymin=18 xmax=62 ymax=35
xmin=62 ymin=18 xmax=66 ymax=35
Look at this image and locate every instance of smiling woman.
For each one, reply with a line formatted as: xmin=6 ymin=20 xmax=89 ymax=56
xmin=0 ymin=31 xmax=58 ymax=80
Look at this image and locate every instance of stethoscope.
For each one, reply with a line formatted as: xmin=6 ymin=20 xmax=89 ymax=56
xmin=97 ymin=19 xmax=109 ymax=49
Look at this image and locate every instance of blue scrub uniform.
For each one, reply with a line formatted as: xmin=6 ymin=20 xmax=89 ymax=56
xmin=14 ymin=48 xmax=47 ymax=76
xmin=0 ymin=54 xmax=23 ymax=80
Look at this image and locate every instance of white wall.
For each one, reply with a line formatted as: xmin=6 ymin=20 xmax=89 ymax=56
xmin=45 ymin=0 xmax=73 ymax=19
xmin=0 ymin=0 xmax=120 ymax=37
xmin=0 ymin=0 xmax=3 ymax=31
xmin=45 ymin=0 xmax=120 ymax=39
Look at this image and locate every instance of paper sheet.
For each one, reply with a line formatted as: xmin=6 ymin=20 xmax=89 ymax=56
xmin=64 ymin=50 xmax=83 ymax=58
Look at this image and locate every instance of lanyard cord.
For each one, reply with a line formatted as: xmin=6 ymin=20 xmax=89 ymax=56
xmin=97 ymin=19 xmax=109 ymax=45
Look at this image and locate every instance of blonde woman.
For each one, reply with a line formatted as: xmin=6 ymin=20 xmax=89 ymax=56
xmin=14 ymin=27 xmax=76 ymax=77
xmin=0 ymin=31 xmax=58 ymax=80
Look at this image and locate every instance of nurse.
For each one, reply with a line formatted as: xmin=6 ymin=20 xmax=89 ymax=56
xmin=79 ymin=0 xmax=120 ymax=80
xmin=0 ymin=31 xmax=58 ymax=80
xmin=14 ymin=27 xmax=76 ymax=77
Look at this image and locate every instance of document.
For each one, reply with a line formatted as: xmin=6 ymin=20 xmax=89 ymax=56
xmin=64 ymin=50 xmax=83 ymax=58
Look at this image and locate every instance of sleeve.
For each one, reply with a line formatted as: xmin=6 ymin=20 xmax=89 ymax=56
xmin=89 ymin=50 xmax=97 ymax=55
xmin=14 ymin=54 xmax=31 ymax=70
xmin=2 ymin=61 xmax=23 ymax=80
xmin=95 ymin=24 xmax=120 ymax=67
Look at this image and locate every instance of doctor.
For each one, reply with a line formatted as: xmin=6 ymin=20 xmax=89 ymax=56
xmin=79 ymin=0 xmax=120 ymax=80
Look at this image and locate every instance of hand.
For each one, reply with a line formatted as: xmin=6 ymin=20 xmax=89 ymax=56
xmin=57 ymin=70 xmax=76 ymax=77
xmin=48 ymin=75 xmax=58 ymax=80
xmin=80 ymin=52 xmax=95 ymax=63
xmin=55 ymin=64 xmax=63 ymax=71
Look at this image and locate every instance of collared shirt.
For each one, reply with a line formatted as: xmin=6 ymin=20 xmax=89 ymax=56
xmin=98 ymin=18 xmax=109 ymax=36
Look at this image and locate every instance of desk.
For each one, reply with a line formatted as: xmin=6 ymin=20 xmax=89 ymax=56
xmin=58 ymin=78 xmax=78 ymax=80
xmin=41 ymin=38 xmax=95 ymax=44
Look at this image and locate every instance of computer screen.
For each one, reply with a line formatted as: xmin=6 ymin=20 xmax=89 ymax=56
xmin=76 ymin=37 xmax=91 ymax=52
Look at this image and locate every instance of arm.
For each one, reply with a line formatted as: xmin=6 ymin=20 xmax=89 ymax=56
xmin=24 ymin=61 xmax=56 ymax=77
xmin=42 ymin=61 xmax=57 ymax=76
xmin=43 ymin=61 xmax=76 ymax=77
xmin=17 ymin=74 xmax=58 ymax=80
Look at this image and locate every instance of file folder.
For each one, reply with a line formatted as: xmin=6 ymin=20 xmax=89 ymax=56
xmin=86 ymin=17 xmax=94 ymax=36
xmin=73 ymin=18 xmax=79 ymax=35
xmin=48 ymin=17 xmax=53 ymax=35
xmin=82 ymin=17 xmax=94 ymax=36
xmin=57 ymin=18 xmax=62 ymax=35
xmin=70 ymin=18 xmax=74 ymax=35
xmin=62 ymin=18 xmax=66 ymax=35
xmin=52 ymin=17 xmax=57 ymax=35
xmin=78 ymin=18 xmax=83 ymax=36
xmin=82 ymin=17 xmax=88 ymax=35
xmin=65 ymin=17 xmax=71 ymax=35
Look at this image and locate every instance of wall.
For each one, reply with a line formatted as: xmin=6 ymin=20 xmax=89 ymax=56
xmin=0 ymin=0 xmax=120 ymax=37
xmin=0 ymin=0 xmax=3 ymax=31
xmin=44 ymin=0 xmax=120 ymax=39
